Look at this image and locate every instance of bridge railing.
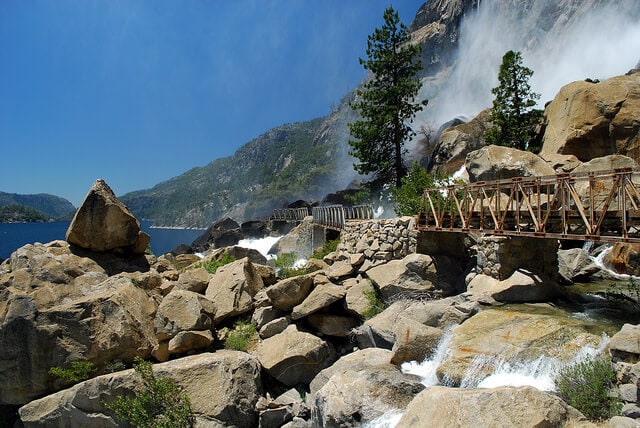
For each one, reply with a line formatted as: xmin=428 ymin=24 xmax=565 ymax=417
xmin=270 ymin=207 xmax=310 ymax=221
xmin=313 ymin=204 xmax=374 ymax=230
xmin=417 ymin=168 xmax=640 ymax=242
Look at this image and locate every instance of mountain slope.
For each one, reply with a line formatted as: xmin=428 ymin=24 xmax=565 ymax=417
xmin=0 ymin=192 xmax=75 ymax=220
xmin=121 ymin=117 xmax=344 ymax=227
xmin=121 ymin=0 xmax=640 ymax=227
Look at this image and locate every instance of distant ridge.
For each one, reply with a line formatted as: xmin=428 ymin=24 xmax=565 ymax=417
xmin=0 ymin=191 xmax=76 ymax=220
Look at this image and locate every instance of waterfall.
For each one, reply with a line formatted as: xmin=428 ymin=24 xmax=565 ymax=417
xmin=590 ymin=244 xmax=640 ymax=281
xmin=362 ymin=410 xmax=404 ymax=428
xmin=401 ymin=326 xmax=456 ymax=387
xmin=460 ymin=334 xmax=610 ymax=390
xmin=237 ymin=236 xmax=281 ymax=258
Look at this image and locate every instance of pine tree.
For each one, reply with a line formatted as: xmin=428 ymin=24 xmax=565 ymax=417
xmin=485 ymin=50 xmax=543 ymax=151
xmin=348 ymin=6 xmax=427 ymax=189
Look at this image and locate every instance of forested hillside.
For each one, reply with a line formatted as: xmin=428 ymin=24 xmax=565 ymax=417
xmin=0 ymin=192 xmax=75 ymax=221
xmin=121 ymin=117 xmax=343 ymax=227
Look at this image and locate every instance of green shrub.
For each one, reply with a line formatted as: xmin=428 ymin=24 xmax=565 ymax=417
xmin=224 ymin=320 xmax=258 ymax=352
xmin=49 ymin=360 xmax=96 ymax=385
xmin=554 ymin=356 xmax=622 ymax=420
xmin=105 ymin=357 xmax=194 ymax=428
xmin=310 ymin=238 xmax=340 ymax=260
xmin=196 ymin=253 xmax=236 ymax=274
xmin=274 ymin=252 xmax=308 ymax=279
xmin=391 ymin=162 xmax=437 ymax=216
xmin=361 ymin=286 xmax=385 ymax=319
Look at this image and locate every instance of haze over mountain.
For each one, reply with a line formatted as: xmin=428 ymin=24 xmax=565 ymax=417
xmin=122 ymin=0 xmax=640 ymax=227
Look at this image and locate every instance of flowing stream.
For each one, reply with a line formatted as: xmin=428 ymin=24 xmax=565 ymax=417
xmin=363 ymin=326 xmax=610 ymax=428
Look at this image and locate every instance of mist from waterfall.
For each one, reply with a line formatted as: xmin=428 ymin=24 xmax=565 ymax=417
xmin=415 ymin=0 xmax=640 ymax=134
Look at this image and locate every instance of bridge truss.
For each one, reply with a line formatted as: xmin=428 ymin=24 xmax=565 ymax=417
xmin=417 ymin=168 xmax=640 ymax=243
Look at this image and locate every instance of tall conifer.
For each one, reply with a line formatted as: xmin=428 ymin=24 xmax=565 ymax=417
xmin=348 ymin=6 xmax=426 ymax=189
xmin=485 ymin=50 xmax=542 ymax=151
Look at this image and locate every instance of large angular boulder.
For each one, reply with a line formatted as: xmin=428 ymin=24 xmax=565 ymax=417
xmin=254 ymin=325 xmax=336 ymax=387
xmin=540 ymin=73 xmax=640 ymax=162
xmin=290 ymin=283 xmax=346 ymax=320
xmin=436 ymin=309 xmax=604 ymax=386
xmin=366 ymin=253 xmax=456 ymax=300
xmin=603 ymin=243 xmax=640 ymax=276
xmin=174 ymin=267 xmax=211 ymax=293
xmin=609 ymin=323 xmax=640 ymax=363
xmin=344 ymin=276 xmax=377 ymax=318
xmin=66 ymin=179 xmax=149 ymax=254
xmin=571 ymin=155 xmax=638 ymax=211
xmin=396 ymin=386 xmax=585 ymax=428
xmin=205 ymin=257 xmax=264 ymax=323
xmin=558 ymin=248 xmax=601 ymax=283
xmin=19 ymin=351 xmax=263 ymax=427
xmin=466 ymin=145 xmax=555 ymax=182
xmin=430 ymin=108 xmax=491 ymax=174
xmin=466 ymin=270 xmax=561 ymax=303
xmin=310 ymin=349 xmax=424 ymax=427
xmin=154 ymin=289 xmax=216 ymax=341
xmin=352 ymin=297 xmax=479 ymax=350
xmin=309 ymin=348 xmax=394 ymax=397
xmin=265 ymin=274 xmax=314 ymax=311
xmin=0 ymin=275 xmax=157 ymax=405
xmin=191 ymin=217 xmax=242 ymax=252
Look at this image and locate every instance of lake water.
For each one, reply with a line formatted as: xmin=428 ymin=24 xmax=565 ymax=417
xmin=0 ymin=221 xmax=203 ymax=259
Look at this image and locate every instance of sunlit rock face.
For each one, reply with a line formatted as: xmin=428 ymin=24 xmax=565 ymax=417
xmin=540 ymin=73 xmax=640 ymax=162
xmin=66 ymin=179 xmax=149 ymax=254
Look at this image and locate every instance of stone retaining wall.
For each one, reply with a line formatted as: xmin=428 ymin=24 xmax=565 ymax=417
xmin=475 ymin=235 xmax=559 ymax=282
xmin=338 ymin=216 xmax=416 ymax=262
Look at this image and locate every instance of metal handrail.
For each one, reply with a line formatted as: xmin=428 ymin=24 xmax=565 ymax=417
xmin=313 ymin=204 xmax=374 ymax=230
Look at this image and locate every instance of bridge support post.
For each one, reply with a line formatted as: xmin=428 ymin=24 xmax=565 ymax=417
xmin=476 ymin=235 xmax=559 ymax=283
xmin=312 ymin=224 xmax=327 ymax=253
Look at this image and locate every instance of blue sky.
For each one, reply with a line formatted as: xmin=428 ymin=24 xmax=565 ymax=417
xmin=0 ymin=0 xmax=424 ymax=207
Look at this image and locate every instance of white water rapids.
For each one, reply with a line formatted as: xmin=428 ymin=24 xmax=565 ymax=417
xmin=237 ymin=236 xmax=281 ymax=259
xmin=364 ymin=328 xmax=610 ymax=428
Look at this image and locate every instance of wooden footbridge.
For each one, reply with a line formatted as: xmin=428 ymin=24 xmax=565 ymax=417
xmin=417 ymin=168 xmax=640 ymax=243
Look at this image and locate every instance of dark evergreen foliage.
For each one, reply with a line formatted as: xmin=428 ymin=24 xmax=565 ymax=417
xmin=0 ymin=204 xmax=50 ymax=222
xmin=485 ymin=50 xmax=543 ymax=151
xmin=348 ymin=6 xmax=427 ymax=189
xmin=0 ymin=192 xmax=75 ymax=220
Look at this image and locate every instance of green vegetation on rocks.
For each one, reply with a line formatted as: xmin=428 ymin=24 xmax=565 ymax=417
xmin=49 ymin=361 xmax=96 ymax=386
xmin=105 ymin=357 xmax=194 ymax=428
xmin=274 ymin=252 xmax=307 ymax=279
xmin=224 ymin=320 xmax=258 ymax=352
xmin=554 ymin=356 xmax=622 ymax=421
xmin=362 ymin=286 xmax=385 ymax=319
xmin=195 ymin=253 xmax=236 ymax=274
xmin=391 ymin=162 xmax=436 ymax=216
xmin=310 ymin=238 xmax=340 ymax=260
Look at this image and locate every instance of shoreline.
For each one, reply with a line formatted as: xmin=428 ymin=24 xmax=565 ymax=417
xmin=148 ymin=225 xmax=206 ymax=231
